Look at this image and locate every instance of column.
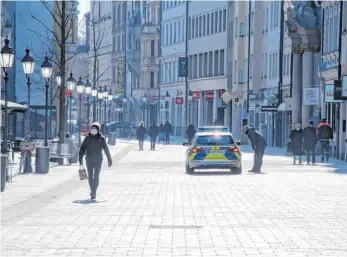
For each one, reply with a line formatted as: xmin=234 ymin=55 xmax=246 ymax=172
xmin=213 ymin=90 xmax=217 ymax=124
xmin=302 ymin=51 xmax=313 ymax=125
xmin=292 ymin=52 xmax=303 ymax=128
xmin=198 ymin=92 xmax=204 ymax=126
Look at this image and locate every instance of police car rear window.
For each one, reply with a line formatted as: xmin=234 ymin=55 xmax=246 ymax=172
xmin=195 ymin=135 xmax=235 ymax=146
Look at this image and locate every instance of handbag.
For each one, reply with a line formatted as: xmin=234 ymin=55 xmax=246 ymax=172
xmin=78 ymin=165 xmax=88 ymax=180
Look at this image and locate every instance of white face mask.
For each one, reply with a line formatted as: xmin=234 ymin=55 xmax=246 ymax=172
xmin=91 ymin=128 xmax=98 ymax=135
xmin=296 ymin=127 xmax=300 ymax=131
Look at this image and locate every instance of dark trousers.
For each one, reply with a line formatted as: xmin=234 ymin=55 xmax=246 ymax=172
xmin=165 ymin=133 xmax=170 ymax=144
xmin=138 ymin=140 xmax=144 ymax=150
xmin=306 ymin=147 xmax=316 ymax=163
xmin=86 ymin=161 xmax=102 ymax=195
xmin=188 ymin=137 xmax=193 ymax=144
xmin=319 ymin=140 xmax=330 ymax=162
xmin=253 ymin=147 xmax=265 ymax=172
xmin=150 ymin=137 xmax=157 ymax=150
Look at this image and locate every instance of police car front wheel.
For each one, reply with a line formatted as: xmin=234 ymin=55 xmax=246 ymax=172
xmin=186 ymin=164 xmax=194 ymax=174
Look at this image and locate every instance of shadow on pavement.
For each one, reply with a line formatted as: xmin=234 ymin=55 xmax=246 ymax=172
xmin=188 ymin=171 xmax=240 ymax=176
xmin=73 ymin=199 xmax=107 ymax=204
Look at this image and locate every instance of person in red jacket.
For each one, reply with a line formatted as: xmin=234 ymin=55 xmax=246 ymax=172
xmin=316 ymin=118 xmax=333 ymax=162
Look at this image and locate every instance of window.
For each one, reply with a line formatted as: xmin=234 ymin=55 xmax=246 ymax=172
xmin=188 ymin=18 xmax=191 ymax=39
xmin=195 ymin=17 xmax=199 ymax=38
xmin=112 ymin=36 xmax=116 ymax=52
xmin=178 ymin=21 xmax=181 ymax=41
xmin=244 ymin=15 xmax=248 ymax=36
xmin=219 ymin=10 xmax=222 ymax=32
xmin=239 ymin=69 xmax=244 ymax=83
xmin=204 ymin=52 xmax=208 ymax=77
xmin=264 ymin=53 xmax=268 ymax=77
xmin=199 ymin=16 xmax=202 ymax=37
xmin=214 ymin=50 xmax=219 ymax=76
xmin=266 ymin=8 xmax=269 ymax=31
xmin=150 ymin=72 xmax=155 ymax=88
xmin=223 ymin=8 xmax=227 ymax=31
xmin=209 ymin=51 xmax=213 ymax=76
xmin=195 ymin=135 xmax=235 ymax=146
xmin=211 ymin=12 xmax=214 ymax=34
xmin=173 ymin=61 xmax=177 ymax=82
xmin=151 ymin=40 xmax=155 ymax=57
xmin=270 ymin=2 xmax=274 ymax=29
xmin=220 ymin=49 xmax=224 ymax=75
xmin=188 ymin=55 xmax=192 ymax=79
xmin=207 ymin=13 xmax=210 ymax=35
xmin=112 ymin=66 xmax=116 ymax=82
xmin=250 ymin=54 xmax=253 ymax=78
xmin=215 ymin=10 xmax=218 ymax=33
xmin=199 ymin=53 xmax=203 ymax=77
xmin=192 ymin=18 xmax=195 ymax=38
xmin=117 ymin=35 xmax=120 ymax=52
xmin=183 ymin=19 xmax=186 ymax=41
xmin=235 ymin=17 xmax=238 ymax=38
xmin=251 ymin=11 xmax=254 ymax=33
xmin=240 ymin=23 xmax=245 ymax=36
xmin=193 ymin=54 xmax=198 ymax=78
xmin=203 ymin=14 xmax=206 ymax=36
xmin=165 ymin=24 xmax=168 ymax=44
xmin=283 ymin=54 xmax=287 ymax=76
xmin=234 ymin=60 xmax=237 ymax=83
xmin=121 ymin=34 xmax=125 ymax=50
xmin=173 ymin=22 xmax=177 ymax=43
xmin=228 ymin=21 xmax=233 ymax=47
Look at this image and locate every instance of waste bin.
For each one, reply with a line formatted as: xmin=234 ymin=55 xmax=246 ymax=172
xmin=108 ymin=132 xmax=117 ymax=145
xmin=35 ymin=147 xmax=50 ymax=174
xmin=1 ymin=154 xmax=7 ymax=192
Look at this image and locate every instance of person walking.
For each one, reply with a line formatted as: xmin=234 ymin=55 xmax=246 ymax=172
xmin=242 ymin=125 xmax=267 ymax=173
xmin=303 ymin=120 xmax=317 ymax=164
xmin=316 ymin=118 xmax=333 ymax=162
xmin=164 ymin=121 xmax=172 ymax=144
xmin=186 ymin=124 xmax=196 ymax=144
xmin=158 ymin=122 xmax=165 ymax=144
xmin=136 ymin=121 xmax=146 ymax=150
xmin=290 ymin=123 xmax=304 ymax=164
xmin=148 ymin=121 xmax=159 ymax=150
xmin=79 ymin=122 xmax=112 ymax=200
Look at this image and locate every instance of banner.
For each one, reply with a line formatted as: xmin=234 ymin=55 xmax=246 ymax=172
xmin=303 ymin=87 xmax=320 ymax=105
xmin=178 ymin=57 xmax=188 ymax=77
xmin=175 ymin=97 xmax=184 ymax=105
xmin=324 ymin=84 xmax=343 ymax=103
xmin=117 ymin=56 xmax=125 ymax=87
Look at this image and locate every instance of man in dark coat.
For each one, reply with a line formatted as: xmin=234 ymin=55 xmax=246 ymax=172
xmin=148 ymin=121 xmax=159 ymax=150
xmin=303 ymin=120 xmax=317 ymax=164
xmin=158 ymin=122 xmax=165 ymax=144
xmin=242 ymin=125 xmax=267 ymax=173
xmin=186 ymin=124 xmax=196 ymax=144
xmin=164 ymin=121 xmax=172 ymax=144
xmin=79 ymin=122 xmax=112 ymax=200
xmin=136 ymin=121 xmax=146 ymax=150
xmin=290 ymin=123 xmax=304 ymax=164
xmin=316 ymin=118 xmax=333 ymax=162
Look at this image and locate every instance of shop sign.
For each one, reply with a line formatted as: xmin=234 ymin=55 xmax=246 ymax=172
xmin=324 ymin=84 xmax=343 ymax=103
xmin=192 ymin=91 xmax=200 ymax=99
xmin=117 ymin=56 xmax=125 ymax=86
xmin=303 ymin=87 xmax=320 ymax=105
xmin=177 ymin=89 xmax=183 ymax=96
xmin=175 ymin=97 xmax=184 ymax=105
xmin=205 ymin=91 xmax=214 ymax=101
xmin=65 ymin=90 xmax=72 ymax=96
xmin=260 ymin=105 xmax=278 ymax=112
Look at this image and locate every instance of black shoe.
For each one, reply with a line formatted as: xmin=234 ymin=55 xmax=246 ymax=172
xmin=91 ymin=193 xmax=96 ymax=200
xmin=248 ymin=169 xmax=255 ymax=173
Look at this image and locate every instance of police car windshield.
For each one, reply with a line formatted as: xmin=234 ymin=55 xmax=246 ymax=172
xmin=195 ymin=135 xmax=234 ymax=146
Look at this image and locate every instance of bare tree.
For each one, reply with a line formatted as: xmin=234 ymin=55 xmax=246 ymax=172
xmin=28 ymin=0 xmax=82 ymax=144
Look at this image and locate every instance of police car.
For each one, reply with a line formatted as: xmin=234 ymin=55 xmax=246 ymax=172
xmin=196 ymin=126 xmax=229 ymax=133
xmin=183 ymin=131 xmax=242 ymax=174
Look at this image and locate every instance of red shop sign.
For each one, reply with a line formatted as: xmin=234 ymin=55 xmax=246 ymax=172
xmin=177 ymin=89 xmax=183 ymax=96
xmin=175 ymin=97 xmax=184 ymax=105
xmin=205 ymin=91 xmax=214 ymax=101
xmin=192 ymin=91 xmax=200 ymax=99
xmin=65 ymin=90 xmax=72 ymax=97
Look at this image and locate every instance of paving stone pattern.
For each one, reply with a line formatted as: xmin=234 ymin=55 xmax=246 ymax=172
xmin=1 ymin=141 xmax=347 ymax=257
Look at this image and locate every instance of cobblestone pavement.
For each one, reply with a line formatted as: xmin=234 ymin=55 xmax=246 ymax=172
xmin=1 ymin=142 xmax=347 ymax=257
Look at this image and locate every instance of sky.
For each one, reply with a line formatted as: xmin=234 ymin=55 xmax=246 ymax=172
xmin=78 ymin=0 xmax=90 ymax=24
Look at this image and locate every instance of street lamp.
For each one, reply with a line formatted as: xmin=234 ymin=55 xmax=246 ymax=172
xmin=103 ymin=87 xmax=108 ymax=131
xmin=97 ymin=89 xmax=103 ymax=123
xmin=56 ymin=73 xmax=62 ymax=86
xmin=165 ymin=91 xmax=170 ymax=121
xmin=188 ymin=90 xmax=193 ymax=125
xmin=41 ymin=54 xmax=53 ymax=147
xmin=108 ymin=90 xmax=113 ymax=128
xmin=1 ymin=37 xmax=15 ymax=154
xmin=84 ymin=79 xmax=92 ymax=127
xmin=66 ymin=72 xmax=76 ymax=134
xmin=76 ymin=75 xmax=85 ymax=145
xmin=21 ymin=47 xmax=35 ymax=142
xmin=142 ymin=93 xmax=148 ymax=123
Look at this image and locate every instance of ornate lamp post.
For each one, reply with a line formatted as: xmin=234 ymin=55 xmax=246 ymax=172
xmin=103 ymin=87 xmax=108 ymax=132
xmin=76 ymin=75 xmax=85 ymax=145
xmin=142 ymin=93 xmax=148 ymax=123
xmin=97 ymin=89 xmax=104 ymax=123
xmin=1 ymin=37 xmax=15 ymax=154
xmin=122 ymin=96 xmax=128 ymax=122
xmin=41 ymin=55 xmax=53 ymax=147
xmin=21 ymin=47 xmax=35 ymax=141
xmin=165 ymin=91 xmax=170 ymax=122
xmin=84 ymin=79 xmax=92 ymax=129
xmin=107 ymin=89 xmax=113 ymax=135
xmin=66 ymin=72 xmax=76 ymax=135
xmin=188 ymin=90 xmax=193 ymax=125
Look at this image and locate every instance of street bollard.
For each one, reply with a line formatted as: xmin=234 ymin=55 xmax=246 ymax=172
xmin=108 ymin=132 xmax=116 ymax=145
xmin=35 ymin=147 xmax=50 ymax=174
xmin=1 ymin=154 xmax=7 ymax=192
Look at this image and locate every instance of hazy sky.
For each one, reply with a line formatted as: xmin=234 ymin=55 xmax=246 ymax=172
xmin=78 ymin=0 xmax=90 ymax=23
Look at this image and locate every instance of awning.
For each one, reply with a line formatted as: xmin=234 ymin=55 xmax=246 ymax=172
xmin=277 ymin=98 xmax=293 ymax=112
xmin=1 ymin=100 xmax=27 ymax=113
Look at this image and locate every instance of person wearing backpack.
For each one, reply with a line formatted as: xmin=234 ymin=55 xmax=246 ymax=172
xmin=79 ymin=122 xmax=112 ymax=200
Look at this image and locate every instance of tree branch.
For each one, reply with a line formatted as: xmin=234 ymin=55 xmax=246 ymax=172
xmin=31 ymin=15 xmax=61 ymax=45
